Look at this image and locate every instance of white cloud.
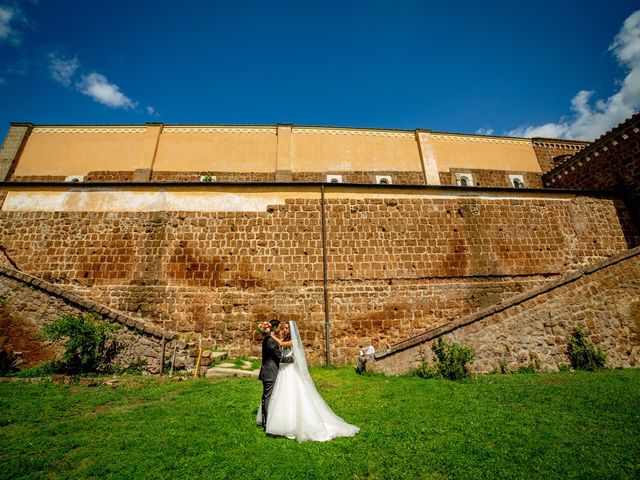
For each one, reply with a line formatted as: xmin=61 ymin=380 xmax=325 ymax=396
xmin=48 ymin=53 xmax=79 ymax=87
xmin=0 ymin=4 xmax=27 ymax=46
xmin=146 ymin=105 xmax=159 ymax=117
xmin=77 ymin=72 xmax=137 ymax=109
xmin=507 ymin=9 xmax=640 ymax=141
xmin=475 ymin=127 xmax=494 ymax=136
xmin=0 ymin=6 xmax=15 ymax=41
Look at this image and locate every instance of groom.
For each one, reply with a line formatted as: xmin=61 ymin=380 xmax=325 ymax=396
xmin=259 ymin=319 xmax=293 ymax=429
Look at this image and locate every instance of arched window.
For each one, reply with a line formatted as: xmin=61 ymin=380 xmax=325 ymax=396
xmin=509 ymin=175 xmax=525 ymax=188
xmin=375 ymin=175 xmax=392 ymax=185
xmin=455 ymin=173 xmax=473 ymax=187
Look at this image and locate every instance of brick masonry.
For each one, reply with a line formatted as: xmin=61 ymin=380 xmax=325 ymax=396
xmin=0 ymin=124 xmax=31 ymax=182
xmin=291 ymin=171 xmax=426 ymax=185
xmin=151 ymin=171 xmax=277 ymax=182
xmin=0 ymin=191 xmax=637 ymax=365
xmin=439 ymin=170 xmax=543 ymax=188
xmin=0 ymin=265 xmax=183 ymax=373
xmin=543 ymin=113 xmax=640 ymax=222
xmin=371 ymin=247 xmax=640 ymax=374
xmin=532 ymin=139 xmax=587 ymax=173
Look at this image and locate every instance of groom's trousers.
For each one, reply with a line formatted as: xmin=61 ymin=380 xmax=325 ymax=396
xmin=261 ymin=380 xmax=275 ymax=428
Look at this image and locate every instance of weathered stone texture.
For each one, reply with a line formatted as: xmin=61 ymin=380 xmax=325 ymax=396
xmin=372 ymin=248 xmax=640 ymax=374
xmin=439 ymin=170 xmax=543 ymax=188
xmin=86 ymin=171 xmax=135 ymax=182
xmin=0 ymin=192 xmax=637 ymax=364
xmin=0 ymin=269 xmax=180 ymax=372
xmin=543 ymin=114 xmax=640 ymax=214
xmin=291 ymin=171 xmax=426 ymax=185
xmin=151 ymin=171 xmax=277 ymax=182
xmin=0 ymin=125 xmax=31 ymax=181
xmin=532 ymin=140 xmax=587 ymax=173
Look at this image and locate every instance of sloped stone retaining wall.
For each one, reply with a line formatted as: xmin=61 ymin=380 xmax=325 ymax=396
xmin=0 ymin=266 xmax=186 ymax=373
xmin=372 ymin=247 xmax=640 ymax=374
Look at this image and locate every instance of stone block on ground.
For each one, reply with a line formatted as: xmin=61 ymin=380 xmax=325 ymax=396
xmin=205 ymin=367 xmax=259 ymax=378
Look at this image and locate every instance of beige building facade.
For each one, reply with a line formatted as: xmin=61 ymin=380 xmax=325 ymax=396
xmin=0 ymin=122 xmax=587 ymax=188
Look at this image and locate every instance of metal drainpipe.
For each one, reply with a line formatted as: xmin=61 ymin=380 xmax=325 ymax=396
xmin=320 ymin=184 xmax=331 ymax=367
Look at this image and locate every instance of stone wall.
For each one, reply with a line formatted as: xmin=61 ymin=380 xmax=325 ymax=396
xmin=150 ymin=171 xmax=277 ymax=183
xmin=438 ymin=170 xmax=543 ymax=188
xmin=371 ymin=247 xmax=640 ymax=374
xmin=0 ymin=124 xmax=31 ymax=182
xmin=543 ymin=113 xmax=640 ymax=219
xmin=532 ymin=139 xmax=587 ymax=173
xmin=0 ymin=266 xmax=182 ymax=373
xmin=0 ymin=187 xmax=637 ymax=364
xmin=291 ymin=171 xmax=426 ymax=185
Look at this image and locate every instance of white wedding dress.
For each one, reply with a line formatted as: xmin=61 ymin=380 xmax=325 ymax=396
xmin=256 ymin=321 xmax=359 ymax=443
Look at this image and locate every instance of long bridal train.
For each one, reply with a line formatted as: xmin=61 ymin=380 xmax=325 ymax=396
xmin=256 ymin=321 xmax=359 ymax=442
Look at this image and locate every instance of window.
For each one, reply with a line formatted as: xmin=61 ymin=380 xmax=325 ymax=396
xmin=64 ymin=175 xmax=84 ymax=182
xmin=375 ymin=175 xmax=392 ymax=185
xmin=508 ymin=174 xmax=525 ymax=188
xmin=326 ymin=175 xmax=343 ymax=183
xmin=455 ymin=173 xmax=473 ymax=187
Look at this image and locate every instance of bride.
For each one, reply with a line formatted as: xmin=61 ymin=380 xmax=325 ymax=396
xmin=256 ymin=321 xmax=359 ymax=442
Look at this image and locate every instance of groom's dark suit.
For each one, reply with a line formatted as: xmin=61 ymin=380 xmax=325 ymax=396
xmin=259 ymin=335 xmax=293 ymax=428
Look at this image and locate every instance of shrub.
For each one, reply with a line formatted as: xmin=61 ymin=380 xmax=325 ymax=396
xmin=567 ymin=326 xmax=606 ymax=371
xmin=515 ymin=363 xmax=537 ymax=374
xmin=415 ymin=338 xmax=475 ymax=380
xmin=40 ymin=314 xmax=119 ymax=374
xmin=12 ymin=362 xmax=56 ymax=377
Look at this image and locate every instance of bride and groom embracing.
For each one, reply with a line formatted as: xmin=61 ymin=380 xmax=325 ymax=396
xmin=257 ymin=319 xmax=359 ymax=443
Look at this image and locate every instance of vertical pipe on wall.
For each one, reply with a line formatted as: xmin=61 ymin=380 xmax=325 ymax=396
xmin=320 ymin=184 xmax=331 ymax=366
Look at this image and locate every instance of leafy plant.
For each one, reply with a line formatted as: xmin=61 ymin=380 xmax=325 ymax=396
xmin=116 ymin=357 xmax=147 ymax=375
xmin=201 ymin=173 xmax=214 ymax=182
xmin=39 ymin=314 xmax=119 ymax=374
xmin=515 ymin=363 xmax=537 ymax=374
xmin=567 ymin=326 xmax=606 ymax=371
xmin=11 ymin=362 xmax=56 ymax=377
xmin=415 ymin=338 xmax=475 ymax=380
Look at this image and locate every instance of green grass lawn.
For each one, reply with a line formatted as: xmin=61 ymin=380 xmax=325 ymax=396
xmin=1 ymin=368 xmax=639 ymax=480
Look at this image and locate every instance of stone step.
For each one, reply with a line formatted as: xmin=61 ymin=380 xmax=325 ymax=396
xmin=209 ymin=351 xmax=228 ymax=361
xmin=204 ymin=366 xmax=259 ymax=379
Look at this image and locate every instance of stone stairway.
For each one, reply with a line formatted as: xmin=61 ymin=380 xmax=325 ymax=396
xmin=189 ymin=347 xmax=260 ymax=378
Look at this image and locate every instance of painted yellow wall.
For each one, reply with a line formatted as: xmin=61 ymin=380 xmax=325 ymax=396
xmin=14 ymin=126 xmax=159 ymax=176
xmin=9 ymin=124 xmax=545 ymax=178
xmin=430 ymin=134 xmax=541 ymax=173
xmin=153 ymin=127 xmax=277 ymax=173
xmin=291 ymin=128 xmax=422 ymax=172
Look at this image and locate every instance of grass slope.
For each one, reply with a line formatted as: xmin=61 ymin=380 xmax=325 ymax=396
xmin=1 ymin=368 xmax=639 ymax=479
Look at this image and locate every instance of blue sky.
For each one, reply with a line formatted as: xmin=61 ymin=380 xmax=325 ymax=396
xmin=1 ymin=1 xmax=639 ymax=141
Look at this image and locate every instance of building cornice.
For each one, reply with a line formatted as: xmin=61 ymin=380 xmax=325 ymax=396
xmin=542 ymin=112 xmax=640 ymax=185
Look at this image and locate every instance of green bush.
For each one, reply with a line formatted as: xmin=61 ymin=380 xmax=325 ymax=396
xmin=40 ymin=314 xmax=119 ymax=374
xmin=567 ymin=326 xmax=606 ymax=371
xmin=415 ymin=337 xmax=475 ymax=380
xmin=12 ymin=362 xmax=56 ymax=377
